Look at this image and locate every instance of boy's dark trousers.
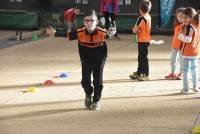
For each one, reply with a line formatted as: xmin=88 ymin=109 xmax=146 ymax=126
xmin=137 ymin=43 xmax=150 ymax=76
xmin=81 ymin=58 xmax=106 ymax=103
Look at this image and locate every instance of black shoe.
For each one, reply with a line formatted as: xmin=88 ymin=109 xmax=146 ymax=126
xmin=114 ymin=35 xmax=121 ymax=40
xmin=129 ymin=71 xmax=140 ymax=80
xmin=137 ymin=73 xmax=149 ymax=81
xmin=91 ymin=101 xmax=101 ymax=111
xmin=85 ymin=95 xmax=92 ymax=109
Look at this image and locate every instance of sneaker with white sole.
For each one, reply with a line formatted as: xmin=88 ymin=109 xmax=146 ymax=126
xmin=180 ymin=89 xmax=189 ymax=95
xmin=193 ymin=87 xmax=200 ymax=93
xmin=85 ymin=95 xmax=92 ymax=109
xmin=137 ymin=73 xmax=149 ymax=81
xmin=165 ymin=73 xmax=177 ymax=80
xmin=130 ymin=71 xmax=140 ymax=80
xmin=91 ymin=101 xmax=101 ymax=111
xmin=175 ymin=73 xmax=182 ymax=80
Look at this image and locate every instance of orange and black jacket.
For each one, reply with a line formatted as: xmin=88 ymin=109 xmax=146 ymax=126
xmin=172 ymin=23 xmax=184 ymax=50
xmin=181 ymin=24 xmax=200 ymax=57
xmin=136 ymin=14 xmax=151 ymax=43
xmin=55 ymin=27 xmax=107 ymax=65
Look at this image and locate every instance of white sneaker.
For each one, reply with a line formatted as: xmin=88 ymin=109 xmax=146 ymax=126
xmin=91 ymin=101 xmax=101 ymax=111
xmin=193 ymin=87 xmax=200 ymax=93
xmin=180 ymin=89 xmax=189 ymax=95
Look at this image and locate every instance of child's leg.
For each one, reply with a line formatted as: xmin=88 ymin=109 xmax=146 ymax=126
xmin=130 ymin=45 xmax=140 ymax=78
xmin=183 ymin=58 xmax=190 ymax=91
xmin=81 ymin=61 xmax=93 ymax=96
xmin=138 ymin=43 xmax=149 ymax=76
xmin=170 ymin=49 xmax=179 ymax=73
xmin=92 ymin=58 xmax=106 ymax=103
xmin=67 ymin=21 xmax=72 ymax=33
xmin=71 ymin=19 xmax=77 ymax=32
xmin=137 ymin=44 xmax=143 ymax=74
xmin=178 ymin=50 xmax=183 ymax=73
xmin=190 ymin=58 xmax=198 ymax=88
xmin=143 ymin=43 xmax=149 ymax=76
xmin=64 ymin=20 xmax=68 ymax=31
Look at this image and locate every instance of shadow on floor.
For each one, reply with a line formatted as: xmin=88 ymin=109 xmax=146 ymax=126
xmin=1 ymin=92 xmax=198 ymax=109
xmin=0 ymin=78 xmax=173 ymax=90
xmin=0 ymin=107 xmax=87 ymax=120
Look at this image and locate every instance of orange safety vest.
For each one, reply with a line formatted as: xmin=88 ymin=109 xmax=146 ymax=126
xmin=182 ymin=23 xmax=200 ymax=57
xmin=137 ymin=14 xmax=151 ymax=43
xmin=77 ymin=27 xmax=106 ymax=48
xmin=172 ymin=23 xmax=184 ymax=50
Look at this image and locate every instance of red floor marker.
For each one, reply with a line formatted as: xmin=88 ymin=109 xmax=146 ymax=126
xmin=44 ymin=80 xmax=54 ymax=85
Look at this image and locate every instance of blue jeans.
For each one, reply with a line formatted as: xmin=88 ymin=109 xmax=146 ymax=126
xmin=183 ymin=58 xmax=199 ymax=91
xmin=170 ymin=49 xmax=182 ymax=73
xmin=64 ymin=20 xmax=77 ymax=32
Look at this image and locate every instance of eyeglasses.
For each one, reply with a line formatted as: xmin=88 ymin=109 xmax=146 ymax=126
xmin=181 ymin=16 xmax=187 ymax=19
xmin=84 ymin=19 xmax=96 ymax=23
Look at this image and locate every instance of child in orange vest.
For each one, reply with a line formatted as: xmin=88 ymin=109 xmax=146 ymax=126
xmin=130 ymin=0 xmax=151 ymax=81
xmin=46 ymin=10 xmax=108 ymax=111
xmin=178 ymin=7 xmax=200 ymax=94
xmin=165 ymin=7 xmax=185 ymax=80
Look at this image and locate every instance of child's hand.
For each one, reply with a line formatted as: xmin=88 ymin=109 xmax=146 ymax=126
xmin=132 ymin=25 xmax=141 ymax=34
xmin=46 ymin=26 xmax=56 ymax=37
xmin=137 ymin=28 xmax=141 ymax=34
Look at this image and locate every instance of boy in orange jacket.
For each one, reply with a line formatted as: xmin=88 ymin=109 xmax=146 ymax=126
xmin=130 ymin=0 xmax=152 ymax=81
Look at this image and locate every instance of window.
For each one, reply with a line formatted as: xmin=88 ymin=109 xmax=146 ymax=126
xmin=75 ymin=0 xmax=88 ymax=4
xmin=118 ymin=0 xmax=131 ymax=5
xmin=9 ymin=0 xmax=22 ymax=2
xmin=118 ymin=0 xmax=124 ymax=5
xmin=125 ymin=0 xmax=131 ymax=5
xmin=82 ymin=0 xmax=88 ymax=4
xmin=75 ymin=0 xmax=81 ymax=4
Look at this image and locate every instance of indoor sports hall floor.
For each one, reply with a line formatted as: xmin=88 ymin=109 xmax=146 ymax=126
xmin=0 ymin=33 xmax=200 ymax=134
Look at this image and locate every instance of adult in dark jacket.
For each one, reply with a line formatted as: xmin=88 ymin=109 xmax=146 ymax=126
xmin=100 ymin=0 xmax=120 ymax=39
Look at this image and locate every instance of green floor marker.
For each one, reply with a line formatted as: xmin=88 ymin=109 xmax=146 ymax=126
xmin=134 ymin=35 xmax=138 ymax=43
xmin=32 ymin=32 xmax=38 ymax=41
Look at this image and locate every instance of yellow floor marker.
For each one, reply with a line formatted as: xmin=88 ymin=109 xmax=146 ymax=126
xmin=191 ymin=114 xmax=200 ymax=134
xmin=25 ymin=87 xmax=40 ymax=93
xmin=192 ymin=125 xmax=200 ymax=134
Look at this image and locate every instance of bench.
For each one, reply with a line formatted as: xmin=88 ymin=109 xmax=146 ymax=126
xmin=0 ymin=10 xmax=39 ymax=40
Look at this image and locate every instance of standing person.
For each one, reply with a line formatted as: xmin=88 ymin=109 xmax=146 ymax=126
xmin=129 ymin=0 xmax=152 ymax=81
xmin=178 ymin=7 xmax=200 ymax=95
xmin=100 ymin=0 xmax=120 ymax=39
xmin=64 ymin=7 xmax=80 ymax=33
xmin=165 ymin=7 xmax=185 ymax=80
xmin=46 ymin=10 xmax=107 ymax=111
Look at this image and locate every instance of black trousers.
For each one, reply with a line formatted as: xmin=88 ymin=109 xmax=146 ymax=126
xmin=103 ymin=12 xmax=118 ymax=36
xmin=137 ymin=43 xmax=149 ymax=76
xmin=81 ymin=58 xmax=106 ymax=103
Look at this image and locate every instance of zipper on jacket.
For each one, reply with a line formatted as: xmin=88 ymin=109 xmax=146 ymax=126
xmin=90 ymin=35 xmax=93 ymax=42
xmin=182 ymin=43 xmax=187 ymax=55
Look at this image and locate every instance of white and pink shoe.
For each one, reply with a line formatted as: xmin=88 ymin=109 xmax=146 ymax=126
xmin=165 ymin=73 xmax=177 ymax=80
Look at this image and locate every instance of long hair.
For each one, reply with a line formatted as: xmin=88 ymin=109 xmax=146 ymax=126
xmin=174 ymin=7 xmax=185 ymax=28
xmin=183 ymin=7 xmax=200 ymax=27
